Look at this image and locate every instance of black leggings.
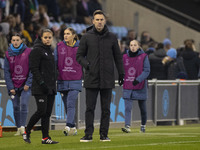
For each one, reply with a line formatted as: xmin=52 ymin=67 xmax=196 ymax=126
xmin=26 ymin=94 xmax=55 ymax=138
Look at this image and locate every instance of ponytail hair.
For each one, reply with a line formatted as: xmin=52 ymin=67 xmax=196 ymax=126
xmin=65 ymin=27 xmax=79 ymax=41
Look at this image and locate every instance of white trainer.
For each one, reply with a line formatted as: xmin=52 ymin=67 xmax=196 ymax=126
xmin=20 ymin=126 xmax=25 ymax=134
xmin=14 ymin=128 xmax=21 ymax=136
xmin=70 ymin=127 xmax=77 ymax=136
xmin=63 ymin=126 xmax=77 ymax=136
xmin=63 ymin=126 xmax=70 ymax=136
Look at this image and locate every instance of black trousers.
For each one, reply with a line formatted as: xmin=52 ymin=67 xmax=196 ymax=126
xmin=85 ymin=88 xmax=112 ymax=136
xmin=26 ymin=94 xmax=55 ymax=138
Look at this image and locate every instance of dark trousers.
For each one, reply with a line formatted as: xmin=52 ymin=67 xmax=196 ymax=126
xmin=138 ymin=100 xmax=147 ymax=125
xmin=26 ymin=94 xmax=55 ymax=138
xmin=85 ymin=88 xmax=112 ymax=136
xmin=125 ymin=99 xmax=147 ymax=126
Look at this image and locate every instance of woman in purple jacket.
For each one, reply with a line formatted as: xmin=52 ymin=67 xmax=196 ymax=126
xmin=4 ymin=33 xmax=32 ymax=136
xmin=54 ymin=27 xmax=82 ymax=136
xmin=121 ymin=40 xmax=150 ymax=133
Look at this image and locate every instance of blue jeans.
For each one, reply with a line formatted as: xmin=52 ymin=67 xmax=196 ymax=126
xmin=124 ymin=99 xmax=147 ymax=126
xmin=12 ymin=88 xmax=31 ymax=128
xmin=62 ymin=90 xmax=79 ymax=127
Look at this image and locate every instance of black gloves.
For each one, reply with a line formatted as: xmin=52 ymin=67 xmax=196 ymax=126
xmin=86 ymin=62 xmax=90 ymax=70
xmin=132 ymin=80 xmax=139 ymax=86
xmin=40 ymin=81 xmax=49 ymax=94
xmin=118 ymin=74 xmax=124 ymax=86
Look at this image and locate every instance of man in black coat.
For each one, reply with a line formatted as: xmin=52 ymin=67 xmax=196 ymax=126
xmin=76 ymin=10 xmax=124 ymax=142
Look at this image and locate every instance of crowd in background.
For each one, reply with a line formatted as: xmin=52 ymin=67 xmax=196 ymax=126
xmin=119 ymin=30 xmax=200 ymax=80
xmin=0 ymin=0 xmax=200 ymax=80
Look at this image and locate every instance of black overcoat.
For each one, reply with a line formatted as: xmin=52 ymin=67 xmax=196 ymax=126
xmin=76 ymin=25 xmax=124 ymax=88
xmin=29 ymin=38 xmax=56 ymax=95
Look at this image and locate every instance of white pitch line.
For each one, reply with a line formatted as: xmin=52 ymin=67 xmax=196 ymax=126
xmin=58 ymin=140 xmax=200 ymax=150
xmin=112 ymin=132 xmax=200 ymax=137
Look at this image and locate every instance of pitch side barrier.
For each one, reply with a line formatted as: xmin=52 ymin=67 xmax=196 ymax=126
xmin=0 ymin=80 xmax=199 ymax=128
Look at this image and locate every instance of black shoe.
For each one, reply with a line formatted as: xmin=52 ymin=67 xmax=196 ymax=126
xmin=140 ymin=125 xmax=146 ymax=133
xmin=22 ymin=133 xmax=31 ymax=144
xmin=80 ymin=135 xmax=93 ymax=142
xmin=100 ymin=135 xmax=111 ymax=142
xmin=42 ymin=138 xmax=59 ymax=144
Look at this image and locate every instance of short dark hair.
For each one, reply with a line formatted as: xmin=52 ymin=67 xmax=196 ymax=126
xmin=93 ymin=10 xmax=106 ymax=19
xmin=11 ymin=33 xmax=23 ymax=39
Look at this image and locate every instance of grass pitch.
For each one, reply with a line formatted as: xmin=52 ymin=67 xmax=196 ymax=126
xmin=0 ymin=124 xmax=200 ymax=150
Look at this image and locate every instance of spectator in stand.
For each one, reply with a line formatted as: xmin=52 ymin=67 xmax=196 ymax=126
xmin=0 ymin=22 xmax=10 ymax=35
xmin=7 ymin=14 xmax=17 ymax=32
xmin=88 ymin=0 xmax=102 ymax=16
xmin=39 ymin=0 xmax=59 ymax=22
xmin=4 ymin=33 xmax=32 ymax=136
xmin=23 ymin=0 xmax=37 ymax=23
xmin=125 ymin=29 xmax=137 ymax=47
xmin=33 ymin=24 xmax=42 ymax=39
xmin=140 ymin=31 xmax=155 ymax=52
xmin=145 ymin=41 xmax=157 ymax=55
xmin=163 ymin=38 xmax=172 ymax=52
xmin=25 ymin=22 xmax=37 ymax=43
xmin=51 ymin=25 xmax=61 ymax=50
xmin=162 ymin=48 xmax=187 ymax=80
xmin=38 ymin=5 xmax=50 ymax=28
xmin=148 ymin=43 xmax=167 ymax=79
xmin=58 ymin=0 xmax=77 ymax=23
xmin=0 ymin=25 xmax=8 ymax=79
xmin=13 ymin=13 xmax=21 ymax=31
xmin=10 ymin=0 xmax=25 ymax=22
xmin=118 ymin=38 xmax=128 ymax=55
xmin=179 ymin=40 xmax=200 ymax=79
xmin=121 ymin=40 xmax=150 ymax=133
xmin=0 ymin=0 xmax=7 ymax=22
xmin=76 ymin=0 xmax=92 ymax=24
xmin=19 ymin=22 xmax=33 ymax=47
xmin=7 ymin=14 xmax=22 ymax=44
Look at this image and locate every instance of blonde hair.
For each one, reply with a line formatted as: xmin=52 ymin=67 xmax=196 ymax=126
xmin=130 ymin=40 xmax=141 ymax=49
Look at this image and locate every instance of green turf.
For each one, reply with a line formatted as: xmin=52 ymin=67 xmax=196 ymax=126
xmin=0 ymin=124 xmax=200 ymax=150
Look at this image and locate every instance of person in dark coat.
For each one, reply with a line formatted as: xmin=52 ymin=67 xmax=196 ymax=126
xmin=88 ymin=0 xmax=102 ymax=16
xmin=162 ymin=48 xmax=187 ymax=80
xmin=22 ymin=29 xmax=58 ymax=144
xmin=180 ymin=40 xmax=200 ymax=79
xmin=148 ymin=43 xmax=167 ymax=79
xmin=76 ymin=10 xmax=124 ymax=142
xmin=75 ymin=0 xmax=92 ymax=24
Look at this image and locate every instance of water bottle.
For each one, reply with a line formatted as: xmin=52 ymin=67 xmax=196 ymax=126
xmin=0 ymin=121 xmax=2 ymax=137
